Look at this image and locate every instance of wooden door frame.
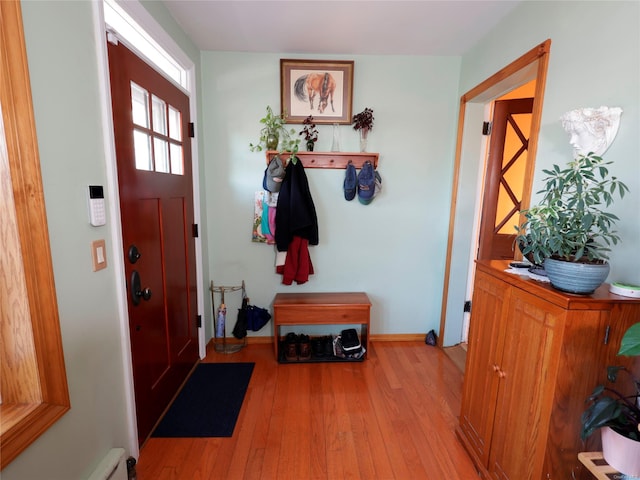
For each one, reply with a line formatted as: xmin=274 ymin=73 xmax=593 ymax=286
xmin=0 ymin=1 xmax=70 ymax=467
xmin=438 ymin=40 xmax=551 ymax=347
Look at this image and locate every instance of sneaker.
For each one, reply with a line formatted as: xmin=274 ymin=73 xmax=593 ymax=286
xmin=343 ymin=160 xmax=357 ymax=201
xmin=341 ymin=328 xmax=362 ymax=355
xmin=357 ymin=160 xmax=375 ymax=205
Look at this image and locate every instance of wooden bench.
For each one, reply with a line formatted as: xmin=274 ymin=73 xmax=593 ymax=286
xmin=272 ymin=292 xmax=371 ymax=362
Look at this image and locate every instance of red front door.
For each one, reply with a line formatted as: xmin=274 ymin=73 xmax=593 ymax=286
xmin=107 ymin=39 xmax=198 ymax=444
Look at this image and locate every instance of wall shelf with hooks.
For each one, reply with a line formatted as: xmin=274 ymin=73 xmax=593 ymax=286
xmin=266 ymin=151 xmax=378 ymax=169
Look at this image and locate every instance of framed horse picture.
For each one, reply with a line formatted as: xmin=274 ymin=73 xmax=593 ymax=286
xmin=280 ymin=59 xmax=354 ymax=124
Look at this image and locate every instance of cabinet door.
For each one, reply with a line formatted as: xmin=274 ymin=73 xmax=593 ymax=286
xmin=459 ymin=271 xmax=510 ymax=466
xmin=488 ymin=288 xmax=565 ymax=480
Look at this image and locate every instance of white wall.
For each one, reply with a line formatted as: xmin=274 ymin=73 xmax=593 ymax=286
xmin=200 ymin=52 xmax=462 ymax=339
xmin=2 ymin=1 xmax=202 ymax=479
xmin=2 ymin=2 xmax=130 ymax=479
xmin=465 ymin=1 xmax=640 ymax=282
xmin=7 ymin=1 xmax=637 ymax=478
xmin=444 ymin=0 xmax=640 ymax=345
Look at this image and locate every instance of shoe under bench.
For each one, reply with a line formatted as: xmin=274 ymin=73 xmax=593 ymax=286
xmin=272 ymin=292 xmax=371 ymax=362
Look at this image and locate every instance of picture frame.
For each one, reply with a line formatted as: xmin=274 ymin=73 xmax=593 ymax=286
xmin=280 ymin=59 xmax=354 ymax=124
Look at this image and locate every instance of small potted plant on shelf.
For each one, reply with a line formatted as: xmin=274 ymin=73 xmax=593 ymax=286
xmin=249 ymin=105 xmax=297 ymax=153
xmin=299 ymin=115 xmax=319 ymax=151
xmin=515 ymin=152 xmax=629 ymax=294
xmin=352 ymin=107 xmax=374 ymax=152
xmin=581 ymin=322 xmax=640 ymax=476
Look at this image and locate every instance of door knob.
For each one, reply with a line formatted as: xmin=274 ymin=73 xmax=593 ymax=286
xmin=130 ymin=270 xmax=152 ymax=305
xmin=136 ymin=287 xmax=152 ymax=301
xmin=128 ymin=244 xmax=141 ymax=264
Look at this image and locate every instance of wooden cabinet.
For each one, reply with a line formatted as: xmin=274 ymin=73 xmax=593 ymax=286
xmin=457 ymin=260 xmax=640 ymax=480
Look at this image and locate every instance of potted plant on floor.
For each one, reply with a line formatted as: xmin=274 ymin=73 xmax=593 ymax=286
xmin=299 ymin=115 xmax=318 ymax=151
xmin=249 ymin=105 xmax=297 ymax=153
xmin=515 ymin=152 xmax=629 ymax=294
xmin=581 ymin=322 xmax=640 ymax=476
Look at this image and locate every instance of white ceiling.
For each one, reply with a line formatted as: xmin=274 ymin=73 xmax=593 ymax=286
xmin=162 ymin=0 xmax=523 ymax=56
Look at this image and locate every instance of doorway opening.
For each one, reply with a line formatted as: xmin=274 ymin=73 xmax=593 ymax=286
xmin=477 ymin=81 xmax=536 ymax=262
xmin=94 ymin=0 xmax=205 ymax=452
xmin=439 ymin=40 xmax=552 ymax=353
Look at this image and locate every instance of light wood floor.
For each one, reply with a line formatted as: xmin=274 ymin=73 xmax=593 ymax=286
xmin=136 ymin=341 xmax=479 ymax=479
xmin=444 ymin=343 xmax=468 ymax=373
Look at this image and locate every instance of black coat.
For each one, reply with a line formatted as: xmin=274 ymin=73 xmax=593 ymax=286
xmin=275 ymin=160 xmax=318 ymax=252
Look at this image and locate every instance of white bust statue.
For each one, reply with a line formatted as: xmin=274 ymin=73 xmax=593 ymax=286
xmin=560 ymin=106 xmax=622 ymax=157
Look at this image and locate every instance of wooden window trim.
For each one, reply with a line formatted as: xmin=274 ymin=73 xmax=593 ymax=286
xmin=0 ymin=0 xmax=70 ymax=470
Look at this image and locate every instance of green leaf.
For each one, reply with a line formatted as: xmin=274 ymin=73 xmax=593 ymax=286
xmin=573 ymin=246 xmax=584 ymax=260
xmin=619 ymin=182 xmax=629 ymax=197
xmin=581 ymin=396 xmax=621 ymax=440
xmin=598 ymin=166 xmax=608 ymax=178
xmin=618 ymin=323 xmax=640 ymax=356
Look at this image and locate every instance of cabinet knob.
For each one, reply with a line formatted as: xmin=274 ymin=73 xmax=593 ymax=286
xmin=498 ymin=370 xmax=507 ymax=379
xmin=493 ymin=364 xmax=500 ymax=372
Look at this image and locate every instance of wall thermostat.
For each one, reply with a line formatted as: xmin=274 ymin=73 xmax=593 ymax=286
xmin=88 ymin=185 xmax=106 ymax=227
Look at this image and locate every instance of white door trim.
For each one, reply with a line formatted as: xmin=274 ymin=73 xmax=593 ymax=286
xmin=91 ymin=0 xmax=204 ymax=457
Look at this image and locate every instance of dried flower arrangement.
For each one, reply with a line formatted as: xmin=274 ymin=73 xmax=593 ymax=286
xmin=352 ymin=107 xmax=374 ymax=132
xmin=300 ymin=115 xmax=319 ymax=143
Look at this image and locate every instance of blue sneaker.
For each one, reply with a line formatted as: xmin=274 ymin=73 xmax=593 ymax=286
xmin=357 ymin=160 xmax=375 ymax=205
xmin=343 ymin=160 xmax=357 ymax=201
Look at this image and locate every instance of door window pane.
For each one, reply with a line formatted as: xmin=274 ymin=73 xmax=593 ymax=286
xmin=170 ymin=143 xmax=183 ymax=175
xmin=104 ymin=0 xmax=189 ymax=89
xmin=152 ymin=95 xmax=167 ymax=135
xmin=168 ymin=105 xmax=181 ymax=141
xmin=130 ymin=85 xmax=184 ymax=175
xmin=133 ymin=130 xmax=152 ymax=171
xmin=131 ymin=82 xmax=149 ymax=128
xmin=154 ymin=138 xmax=169 ymax=173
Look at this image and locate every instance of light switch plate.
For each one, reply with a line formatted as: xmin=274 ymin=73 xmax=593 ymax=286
xmin=91 ymin=239 xmax=107 ymax=271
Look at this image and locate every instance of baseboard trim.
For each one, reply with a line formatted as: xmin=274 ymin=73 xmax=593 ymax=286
xmin=369 ymin=333 xmax=425 ymax=342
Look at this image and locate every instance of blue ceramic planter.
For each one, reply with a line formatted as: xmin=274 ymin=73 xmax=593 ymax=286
xmin=543 ymin=258 xmax=610 ymax=295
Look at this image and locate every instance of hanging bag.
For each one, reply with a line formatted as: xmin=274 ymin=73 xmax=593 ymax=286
xmin=246 ymin=304 xmax=271 ymax=331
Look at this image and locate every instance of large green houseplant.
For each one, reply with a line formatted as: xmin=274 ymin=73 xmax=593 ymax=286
xmin=581 ymin=322 xmax=640 ymax=475
xmin=249 ymin=105 xmax=299 ymax=153
xmin=515 ymin=152 xmax=629 ymax=293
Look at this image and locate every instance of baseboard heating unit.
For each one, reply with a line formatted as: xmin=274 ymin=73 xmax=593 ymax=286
xmin=87 ymin=448 xmax=127 ymax=480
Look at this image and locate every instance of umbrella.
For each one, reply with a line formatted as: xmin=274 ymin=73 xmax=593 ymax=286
xmin=232 ymin=297 xmax=249 ymax=339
